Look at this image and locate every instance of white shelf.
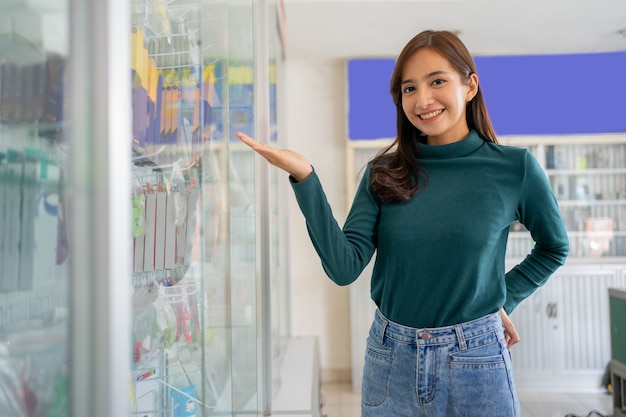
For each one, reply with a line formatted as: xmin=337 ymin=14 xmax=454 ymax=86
xmin=273 ymin=336 xmax=321 ymax=416
xmin=238 ymin=336 xmax=322 ymax=417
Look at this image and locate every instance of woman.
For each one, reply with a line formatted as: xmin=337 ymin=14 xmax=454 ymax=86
xmin=237 ymin=30 xmax=569 ymax=417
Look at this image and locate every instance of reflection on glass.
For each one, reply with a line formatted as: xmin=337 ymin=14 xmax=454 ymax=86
xmin=129 ymin=0 xmax=263 ymax=414
xmin=224 ymin=1 xmax=259 ymax=412
xmin=129 ymin=0 xmax=208 ymax=415
xmin=0 ymin=1 xmax=70 ymax=416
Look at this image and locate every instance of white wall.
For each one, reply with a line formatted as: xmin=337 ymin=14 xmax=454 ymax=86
xmin=283 ymin=59 xmax=353 ymax=381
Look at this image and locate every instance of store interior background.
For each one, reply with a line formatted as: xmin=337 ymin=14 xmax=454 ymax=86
xmin=0 ymin=0 xmax=623 ymax=415
xmin=278 ymin=0 xmax=626 ymax=385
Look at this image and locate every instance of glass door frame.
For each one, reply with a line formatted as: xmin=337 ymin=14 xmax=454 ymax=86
xmin=69 ymin=0 xmax=132 ymax=415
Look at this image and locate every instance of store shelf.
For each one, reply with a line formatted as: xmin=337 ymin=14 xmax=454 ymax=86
xmin=272 ymin=336 xmax=322 ymax=417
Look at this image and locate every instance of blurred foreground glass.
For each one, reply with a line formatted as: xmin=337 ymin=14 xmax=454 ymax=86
xmin=0 ymin=1 xmax=71 ymax=416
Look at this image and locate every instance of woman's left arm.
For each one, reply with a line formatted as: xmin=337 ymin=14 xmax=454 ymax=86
xmin=504 ymin=151 xmax=570 ymax=314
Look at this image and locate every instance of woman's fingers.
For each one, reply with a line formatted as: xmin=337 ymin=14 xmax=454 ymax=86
xmin=235 ymin=131 xmax=283 ymax=164
xmin=236 ymin=132 xmax=275 ymax=156
xmin=499 ymin=307 xmax=520 ymax=349
xmin=235 ymin=131 xmax=254 ymax=145
xmin=235 ymin=132 xmax=313 ymax=182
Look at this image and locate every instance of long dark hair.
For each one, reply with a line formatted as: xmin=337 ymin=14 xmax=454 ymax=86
xmin=370 ymin=30 xmax=498 ymax=202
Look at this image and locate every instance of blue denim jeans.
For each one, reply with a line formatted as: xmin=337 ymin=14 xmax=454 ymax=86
xmin=361 ymin=309 xmax=521 ymax=417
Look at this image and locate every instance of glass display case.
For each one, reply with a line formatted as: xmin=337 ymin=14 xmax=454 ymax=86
xmin=0 ymin=1 xmax=71 ymax=416
xmin=128 ymin=0 xmax=294 ymax=415
xmin=1 ymin=0 xmax=295 ymax=416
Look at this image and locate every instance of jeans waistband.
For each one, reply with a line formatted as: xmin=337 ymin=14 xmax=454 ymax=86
xmin=371 ymin=308 xmax=503 ymax=350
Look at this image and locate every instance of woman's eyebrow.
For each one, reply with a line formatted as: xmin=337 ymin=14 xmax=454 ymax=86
xmin=424 ymin=70 xmax=447 ymax=79
xmin=401 ymin=70 xmax=448 ymax=86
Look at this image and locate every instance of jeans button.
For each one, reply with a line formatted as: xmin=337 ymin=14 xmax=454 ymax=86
xmin=421 ymin=332 xmax=431 ymax=340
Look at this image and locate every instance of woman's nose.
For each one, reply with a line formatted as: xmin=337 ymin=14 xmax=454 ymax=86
xmin=414 ymin=89 xmax=432 ymax=109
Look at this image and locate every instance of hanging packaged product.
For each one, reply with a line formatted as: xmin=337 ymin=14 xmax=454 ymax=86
xmin=171 ymin=384 xmax=196 ymax=417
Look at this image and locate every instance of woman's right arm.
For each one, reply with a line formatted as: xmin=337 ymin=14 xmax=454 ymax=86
xmin=290 ymin=168 xmax=379 ymax=285
xmin=236 ymin=132 xmax=379 ymax=285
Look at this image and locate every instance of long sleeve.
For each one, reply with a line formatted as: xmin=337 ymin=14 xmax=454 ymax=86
xmin=291 ymin=167 xmax=379 ymax=285
xmin=504 ymin=151 xmax=570 ymax=313
xmin=289 ymin=133 xmax=569 ymax=328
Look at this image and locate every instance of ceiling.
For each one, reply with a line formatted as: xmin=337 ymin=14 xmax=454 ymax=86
xmin=281 ymin=0 xmax=626 ymax=61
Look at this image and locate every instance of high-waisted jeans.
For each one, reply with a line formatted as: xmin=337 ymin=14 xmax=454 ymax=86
xmin=361 ymin=309 xmax=521 ymax=417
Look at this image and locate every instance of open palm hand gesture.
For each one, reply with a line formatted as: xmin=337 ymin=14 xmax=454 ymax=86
xmin=236 ymin=132 xmax=313 ymax=182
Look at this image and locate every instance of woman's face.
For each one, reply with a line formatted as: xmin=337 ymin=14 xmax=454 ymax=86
xmin=400 ymin=48 xmax=478 ymax=145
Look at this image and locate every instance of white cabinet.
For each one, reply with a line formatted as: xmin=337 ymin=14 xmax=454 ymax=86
xmin=509 ymin=263 xmax=626 ymax=391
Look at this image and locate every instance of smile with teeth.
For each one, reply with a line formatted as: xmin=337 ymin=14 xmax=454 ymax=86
xmin=419 ymin=109 xmax=443 ymax=120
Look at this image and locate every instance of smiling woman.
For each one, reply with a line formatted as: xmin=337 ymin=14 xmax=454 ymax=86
xmin=278 ymin=0 xmax=626 ymax=412
xmin=238 ymin=29 xmax=570 ymax=417
xmin=344 ymin=37 xmax=626 ymax=403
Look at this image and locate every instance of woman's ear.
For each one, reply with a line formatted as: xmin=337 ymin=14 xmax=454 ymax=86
xmin=467 ymin=72 xmax=479 ymax=102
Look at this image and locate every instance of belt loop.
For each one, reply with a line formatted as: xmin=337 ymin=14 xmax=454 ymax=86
xmin=454 ymin=324 xmax=467 ymax=351
xmin=375 ymin=309 xmax=389 ymax=344
xmin=379 ymin=319 xmax=388 ymax=344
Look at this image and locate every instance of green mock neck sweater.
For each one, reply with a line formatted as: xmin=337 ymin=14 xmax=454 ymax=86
xmin=291 ymin=130 xmax=569 ymax=328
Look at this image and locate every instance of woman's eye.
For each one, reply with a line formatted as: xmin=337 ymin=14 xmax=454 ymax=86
xmin=402 ymin=86 xmax=415 ymax=94
xmin=432 ymin=79 xmax=446 ymax=86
